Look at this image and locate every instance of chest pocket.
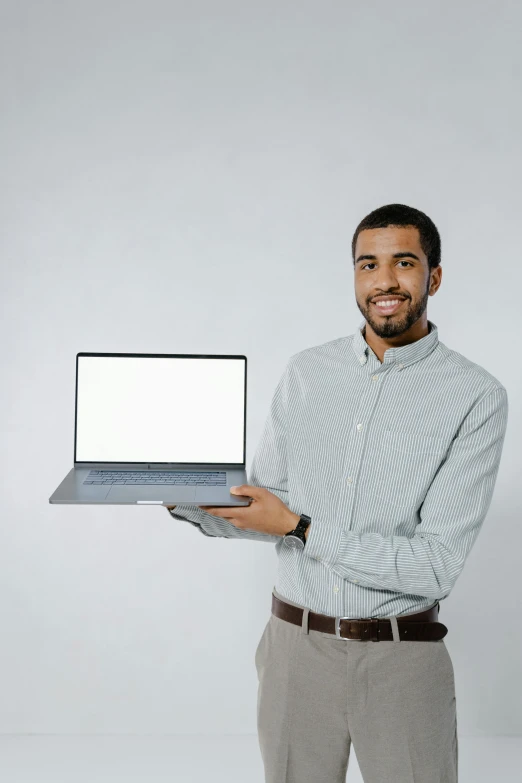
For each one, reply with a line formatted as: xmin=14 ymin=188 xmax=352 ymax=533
xmin=370 ymin=429 xmax=447 ymax=508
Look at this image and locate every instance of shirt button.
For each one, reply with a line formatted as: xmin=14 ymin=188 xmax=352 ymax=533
xmin=347 ymin=477 xmax=353 ymax=484
xmin=359 ymin=356 xmax=366 ymax=364
xmin=371 ymin=374 xmax=379 ymax=381
xmin=352 ymin=579 xmax=359 ymax=583
xmin=356 ymin=423 xmax=363 ymax=431
xmin=333 ymin=586 xmax=339 ymax=593
xmin=398 ymin=363 xmax=404 ymax=369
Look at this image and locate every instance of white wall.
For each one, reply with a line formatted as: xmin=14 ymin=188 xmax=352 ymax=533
xmin=1 ymin=0 xmax=520 ymax=736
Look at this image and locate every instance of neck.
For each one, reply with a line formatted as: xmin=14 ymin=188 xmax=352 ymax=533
xmin=363 ymin=319 xmax=430 ymax=364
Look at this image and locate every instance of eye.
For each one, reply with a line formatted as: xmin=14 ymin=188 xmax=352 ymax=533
xmin=362 ymin=261 xmax=413 ymax=270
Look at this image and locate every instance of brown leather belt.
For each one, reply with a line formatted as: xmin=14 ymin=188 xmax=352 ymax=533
xmin=272 ymin=593 xmax=448 ymax=641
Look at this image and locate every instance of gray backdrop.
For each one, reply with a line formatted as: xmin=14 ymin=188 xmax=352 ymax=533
xmin=1 ymin=0 xmax=520 ymax=738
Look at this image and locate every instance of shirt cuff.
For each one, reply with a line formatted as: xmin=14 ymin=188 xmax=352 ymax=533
xmin=303 ymin=519 xmax=343 ymax=566
xmin=167 ymin=505 xmax=213 ymax=536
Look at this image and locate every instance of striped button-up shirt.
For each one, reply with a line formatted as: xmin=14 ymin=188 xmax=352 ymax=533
xmin=169 ymin=319 xmax=509 ymax=618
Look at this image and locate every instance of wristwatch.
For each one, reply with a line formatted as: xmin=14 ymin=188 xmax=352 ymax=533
xmin=283 ymin=513 xmax=311 ymax=550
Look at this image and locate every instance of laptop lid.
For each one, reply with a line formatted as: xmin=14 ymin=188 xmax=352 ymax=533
xmin=74 ymin=352 xmax=247 ymax=468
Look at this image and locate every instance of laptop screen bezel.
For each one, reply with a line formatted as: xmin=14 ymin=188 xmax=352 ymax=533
xmin=73 ymin=352 xmax=247 ymax=467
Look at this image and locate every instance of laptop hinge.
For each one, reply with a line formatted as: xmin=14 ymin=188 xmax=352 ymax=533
xmin=74 ymin=463 xmax=245 ymax=470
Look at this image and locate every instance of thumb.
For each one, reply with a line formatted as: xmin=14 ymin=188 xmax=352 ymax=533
xmin=230 ymin=484 xmax=259 ymax=496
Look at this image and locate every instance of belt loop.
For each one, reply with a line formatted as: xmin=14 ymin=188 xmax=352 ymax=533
xmin=390 ymin=615 xmax=401 ymax=642
xmin=301 ymin=606 xmax=310 ymax=635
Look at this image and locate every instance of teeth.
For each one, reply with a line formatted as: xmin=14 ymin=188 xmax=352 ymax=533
xmin=375 ymin=299 xmax=401 ymax=307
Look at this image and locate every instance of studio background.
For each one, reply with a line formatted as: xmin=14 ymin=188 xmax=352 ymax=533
xmin=2 ymin=0 xmax=521 ymax=746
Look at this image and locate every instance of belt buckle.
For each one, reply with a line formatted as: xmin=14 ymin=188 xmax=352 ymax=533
xmin=334 ymin=616 xmax=352 ymax=639
xmin=335 ymin=616 xmax=379 ymax=641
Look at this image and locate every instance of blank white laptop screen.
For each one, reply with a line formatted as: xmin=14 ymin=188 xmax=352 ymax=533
xmin=75 ymin=355 xmax=246 ymax=464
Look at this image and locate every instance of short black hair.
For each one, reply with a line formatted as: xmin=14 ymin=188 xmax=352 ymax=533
xmin=351 ymin=204 xmax=441 ymax=270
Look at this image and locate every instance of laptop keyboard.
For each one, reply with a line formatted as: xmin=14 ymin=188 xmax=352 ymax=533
xmin=83 ymin=470 xmax=227 ymax=486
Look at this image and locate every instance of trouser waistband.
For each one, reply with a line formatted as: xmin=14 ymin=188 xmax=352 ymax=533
xmin=271 ymin=591 xmax=448 ymax=641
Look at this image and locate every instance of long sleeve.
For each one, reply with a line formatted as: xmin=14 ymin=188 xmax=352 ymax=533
xmin=168 ymin=362 xmax=290 ymax=542
xmin=303 ymin=386 xmax=509 ymax=600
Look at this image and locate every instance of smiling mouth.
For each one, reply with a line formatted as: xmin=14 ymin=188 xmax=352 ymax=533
xmin=371 ymin=299 xmax=406 ymax=315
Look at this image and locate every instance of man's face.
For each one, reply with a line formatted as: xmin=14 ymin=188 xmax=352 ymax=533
xmin=353 ymin=225 xmax=440 ymax=338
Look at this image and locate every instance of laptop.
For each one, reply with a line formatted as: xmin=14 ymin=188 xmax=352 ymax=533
xmin=49 ymin=352 xmax=251 ymax=507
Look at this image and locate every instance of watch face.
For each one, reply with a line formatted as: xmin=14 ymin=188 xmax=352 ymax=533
xmin=284 ymin=535 xmax=304 ymax=550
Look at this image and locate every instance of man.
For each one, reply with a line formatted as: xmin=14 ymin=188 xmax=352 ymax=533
xmin=167 ymin=203 xmax=508 ymax=782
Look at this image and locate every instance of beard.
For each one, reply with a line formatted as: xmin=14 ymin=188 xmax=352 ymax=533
xmin=357 ymin=280 xmax=431 ymax=338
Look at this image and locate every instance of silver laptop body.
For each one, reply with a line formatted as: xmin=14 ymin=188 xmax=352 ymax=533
xmin=49 ymin=352 xmax=250 ymax=507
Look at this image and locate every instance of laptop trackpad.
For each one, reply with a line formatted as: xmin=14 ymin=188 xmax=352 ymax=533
xmin=107 ymin=485 xmax=196 ymax=502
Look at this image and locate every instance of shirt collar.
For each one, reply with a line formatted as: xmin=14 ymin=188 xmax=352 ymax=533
xmin=352 ymin=318 xmax=439 ymax=368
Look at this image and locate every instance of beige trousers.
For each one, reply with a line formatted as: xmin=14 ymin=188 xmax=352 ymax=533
xmin=255 ymin=587 xmax=458 ymax=782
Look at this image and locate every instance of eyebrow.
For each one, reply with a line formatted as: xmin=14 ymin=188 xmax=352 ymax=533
xmin=355 ymin=251 xmax=421 ymax=265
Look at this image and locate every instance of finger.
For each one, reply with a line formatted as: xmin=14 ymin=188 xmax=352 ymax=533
xmin=198 ymin=506 xmax=232 ymax=516
xmin=231 ymin=484 xmax=261 ymax=499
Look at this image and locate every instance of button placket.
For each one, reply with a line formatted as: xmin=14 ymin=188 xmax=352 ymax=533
xmin=339 ymin=361 xmax=384 ymax=535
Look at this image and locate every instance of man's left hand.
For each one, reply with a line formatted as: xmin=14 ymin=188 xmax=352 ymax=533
xmin=198 ymin=485 xmax=300 ymax=537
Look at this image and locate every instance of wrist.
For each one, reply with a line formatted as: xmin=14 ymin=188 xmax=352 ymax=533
xmin=283 ymin=510 xmax=301 ymax=535
xmin=282 ymin=510 xmax=312 ymax=542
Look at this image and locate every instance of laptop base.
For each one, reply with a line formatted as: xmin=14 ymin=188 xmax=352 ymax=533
xmin=49 ymin=467 xmax=251 ymax=506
